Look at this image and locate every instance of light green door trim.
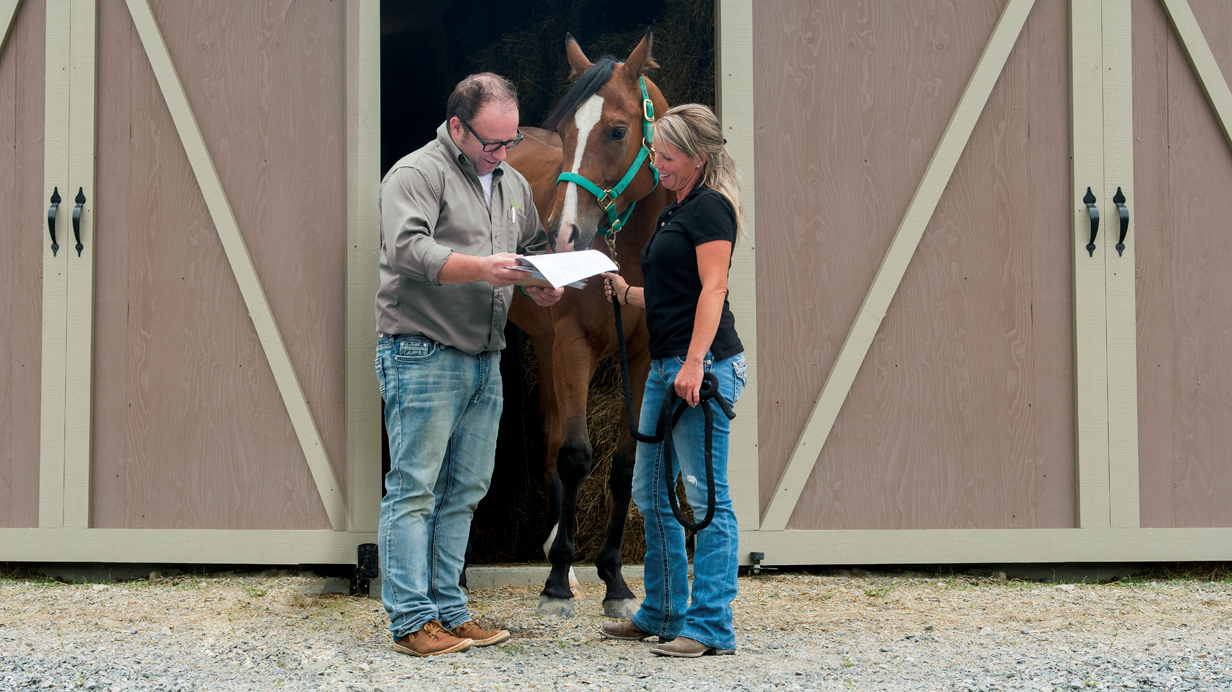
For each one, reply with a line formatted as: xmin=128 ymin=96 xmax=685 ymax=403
xmin=1101 ymin=0 xmax=1139 ymax=528
xmin=1159 ymin=0 xmax=1232 ymax=150
xmin=0 ymin=0 xmax=19 ymax=52
xmin=741 ymin=527 xmax=1232 ymax=566
xmin=715 ymin=0 xmax=759 ymax=531
xmin=344 ymin=0 xmax=382 ymax=534
xmin=39 ymin=0 xmax=71 ymax=529
xmin=0 ymin=528 xmax=377 ymax=564
xmin=124 ymin=0 xmax=346 ymax=531
xmin=1070 ymin=0 xmax=1110 ymax=529
xmin=62 ymin=0 xmax=96 ymax=529
xmin=759 ymin=0 xmax=1038 ymax=532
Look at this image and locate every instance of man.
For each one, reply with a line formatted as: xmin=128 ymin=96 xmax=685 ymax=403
xmin=375 ymin=73 xmax=563 ymax=657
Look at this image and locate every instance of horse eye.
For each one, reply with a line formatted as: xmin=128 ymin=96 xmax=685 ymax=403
xmin=609 ymin=127 xmax=627 ymax=141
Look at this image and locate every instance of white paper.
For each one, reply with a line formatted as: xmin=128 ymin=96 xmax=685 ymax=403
xmin=508 ymin=249 xmax=617 ymax=289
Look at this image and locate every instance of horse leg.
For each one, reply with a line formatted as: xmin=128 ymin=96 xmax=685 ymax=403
xmin=595 ymin=343 xmax=651 ymax=619
xmin=539 ymin=413 xmax=591 ymax=617
xmin=538 ymin=344 xmax=598 ymax=617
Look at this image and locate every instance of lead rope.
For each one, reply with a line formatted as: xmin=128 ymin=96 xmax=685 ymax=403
xmin=610 ymin=296 xmax=736 ymax=533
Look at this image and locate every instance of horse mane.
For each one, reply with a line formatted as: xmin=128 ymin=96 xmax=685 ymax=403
xmin=543 ymin=55 xmax=618 ymax=131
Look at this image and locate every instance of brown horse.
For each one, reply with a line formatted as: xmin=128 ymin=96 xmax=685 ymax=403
xmin=506 ymin=32 xmax=670 ymax=618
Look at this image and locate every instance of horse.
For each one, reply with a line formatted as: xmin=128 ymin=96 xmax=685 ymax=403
xmin=505 ymin=32 xmax=671 ymax=618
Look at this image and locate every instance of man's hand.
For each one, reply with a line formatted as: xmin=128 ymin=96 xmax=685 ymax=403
xmin=526 ymin=286 xmax=564 ymax=307
xmin=480 ymin=252 xmax=529 ymax=287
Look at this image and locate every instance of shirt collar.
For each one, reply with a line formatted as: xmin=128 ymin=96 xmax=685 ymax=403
xmin=437 ymin=121 xmax=504 ymax=181
xmin=669 ymin=183 xmax=709 ymax=210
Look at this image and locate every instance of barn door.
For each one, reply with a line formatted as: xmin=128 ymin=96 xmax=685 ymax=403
xmin=0 ymin=0 xmax=46 ymax=529
xmin=86 ymin=0 xmax=348 ymax=532
xmin=1132 ymin=0 xmax=1232 ymax=528
xmin=28 ymin=0 xmax=370 ymax=535
xmin=755 ymin=0 xmax=1079 ymax=533
xmin=750 ymin=0 xmax=1232 ymax=545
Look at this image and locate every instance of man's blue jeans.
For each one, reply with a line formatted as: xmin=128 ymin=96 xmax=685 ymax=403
xmin=630 ymin=352 xmax=746 ymax=651
xmin=376 ymin=335 xmax=502 ymax=639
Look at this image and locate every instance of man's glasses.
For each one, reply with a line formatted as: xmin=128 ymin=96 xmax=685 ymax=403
xmin=461 ymin=120 xmax=524 ymax=153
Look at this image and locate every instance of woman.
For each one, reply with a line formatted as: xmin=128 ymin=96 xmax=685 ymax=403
xmin=599 ymin=104 xmax=746 ymax=657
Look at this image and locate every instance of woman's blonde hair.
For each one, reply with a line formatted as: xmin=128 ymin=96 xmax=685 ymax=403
xmin=653 ymin=103 xmax=744 ymax=240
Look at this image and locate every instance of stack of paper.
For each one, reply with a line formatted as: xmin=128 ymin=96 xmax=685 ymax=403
xmin=508 ymin=249 xmax=618 ymax=290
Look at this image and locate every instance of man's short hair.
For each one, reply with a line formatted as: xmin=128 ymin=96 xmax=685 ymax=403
xmin=446 ymin=73 xmax=519 ymax=124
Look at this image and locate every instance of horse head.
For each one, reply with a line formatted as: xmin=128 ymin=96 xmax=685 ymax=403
xmin=544 ymin=32 xmax=667 ymax=253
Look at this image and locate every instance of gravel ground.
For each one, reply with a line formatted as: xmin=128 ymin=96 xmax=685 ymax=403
xmin=2 ymin=567 xmax=1232 ymax=691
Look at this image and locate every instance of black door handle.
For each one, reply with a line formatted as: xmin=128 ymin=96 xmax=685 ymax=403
xmin=72 ymin=187 xmax=86 ymax=256
xmin=1083 ymin=187 xmax=1099 ymax=257
xmin=1113 ymin=187 xmax=1128 ymax=256
xmin=47 ymin=187 xmax=61 ymax=256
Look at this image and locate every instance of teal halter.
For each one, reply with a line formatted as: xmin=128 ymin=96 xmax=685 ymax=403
xmin=555 ymin=76 xmax=659 ymax=244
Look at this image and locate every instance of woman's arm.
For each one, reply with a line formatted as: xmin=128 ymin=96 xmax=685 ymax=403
xmin=601 ymin=272 xmax=645 ymax=308
xmin=674 ymin=239 xmax=732 ymax=406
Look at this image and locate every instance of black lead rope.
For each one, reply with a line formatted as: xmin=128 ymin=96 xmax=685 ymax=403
xmin=611 ymin=296 xmax=736 ymax=533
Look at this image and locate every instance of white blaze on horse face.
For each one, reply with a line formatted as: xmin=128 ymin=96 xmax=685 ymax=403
xmin=559 ymin=94 xmax=605 ymax=252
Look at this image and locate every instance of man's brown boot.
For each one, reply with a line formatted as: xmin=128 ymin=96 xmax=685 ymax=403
xmin=650 ymin=636 xmax=735 ymax=658
xmin=392 ymin=620 xmax=473 ymax=657
xmin=450 ymin=620 xmax=511 ymax=647
xmin=597 ymin=620 xmax=653 ymax=641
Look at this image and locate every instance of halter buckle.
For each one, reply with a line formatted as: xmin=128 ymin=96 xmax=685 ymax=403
xmin=643 ymin=98 xmax=655 ymax=123
xmin=596 ymin=191 xmax=616 ymax=214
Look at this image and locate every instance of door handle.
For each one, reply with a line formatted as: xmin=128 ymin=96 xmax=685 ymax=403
xmin=1083 ymin=187 xmax=1099 ymax=257
xmin=47 ymin=187 xmax=61 ymax=256
xmin=72 ymin=187 xmax=86 ymax=256
xmin=1113 ymin=187 xmax=1128 ymax=256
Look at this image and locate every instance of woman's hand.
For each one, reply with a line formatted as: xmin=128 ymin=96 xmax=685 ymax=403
xmin=674 ymin=357 xmax=705 ymax=407
xmin=601 ymin=272 xmax=628 ymax=305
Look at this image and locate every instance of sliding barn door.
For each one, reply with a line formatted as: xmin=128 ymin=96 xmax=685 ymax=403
xmin=754 ymin=0 xmax=1076 ymax=532
xmin=0 ymin=0 xmax=45 ymax=529
xmin=86 ymin=0 xmax=349 ymax=530
xmin=1134 ymin=0 xmax=1232 ymax=528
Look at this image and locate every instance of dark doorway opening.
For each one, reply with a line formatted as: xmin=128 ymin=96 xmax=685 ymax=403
xmin=377 ymin=0 xmax=715 ymax=564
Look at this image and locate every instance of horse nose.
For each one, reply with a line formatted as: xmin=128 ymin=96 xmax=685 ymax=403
xmin=555 ymin=222 xmax=575 ymax=253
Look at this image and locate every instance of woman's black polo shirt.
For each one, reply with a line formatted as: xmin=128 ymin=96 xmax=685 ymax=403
xmin=640 ymin=185 xmax=744 ymax=361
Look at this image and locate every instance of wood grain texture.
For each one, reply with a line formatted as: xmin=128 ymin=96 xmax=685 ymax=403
xmin=1101 ymin=0 xmax=1140 ymax=528
xmin=716 ymin=0 xmax=760 ymax=530
xmin=755 ymin=0 xmax=1075 ymax=530
xmin=0 ymin=528 xmax=376 ymax=563
xmin=343 ymin=0 xmax=382 ymax=534
xmin=0 ymin=0 xmax=45 ymax=529
xmin=1135 ymin=0 xmax=1232 ymax=528
xmin=38 ymin=0 xmax=68 ymax=528
xmin=89 ymin=0 xmax=346 ymax=530
xmin=740 ymin=527 xmax=1232 ymax=566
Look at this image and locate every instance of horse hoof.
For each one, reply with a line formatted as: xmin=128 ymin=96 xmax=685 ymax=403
xmin=536 ymin=596 xmax=576 ymax=618
xmin=603 ymin=598 xmax=638 ymax=619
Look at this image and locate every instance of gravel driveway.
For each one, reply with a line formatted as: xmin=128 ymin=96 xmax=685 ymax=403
xmin=2 ymin=566 xmax=1230 ymax=691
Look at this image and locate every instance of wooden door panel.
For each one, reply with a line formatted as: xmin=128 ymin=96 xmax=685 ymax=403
xmin=756 ymin=0 xmax=1076 ymax=530
xmin=0 ymin=0 xmax=45 ymax=528
xmin=1135 ymin=0 xmax=1232 ymax=528
xmin=89 ymin=0 xmax=344 ymax=529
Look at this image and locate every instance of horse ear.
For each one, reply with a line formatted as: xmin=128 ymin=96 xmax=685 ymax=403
xmin=565 ymin=33 xmax=593 ymax=79
xmin=623 ymin=30 xmax=658 ymax=76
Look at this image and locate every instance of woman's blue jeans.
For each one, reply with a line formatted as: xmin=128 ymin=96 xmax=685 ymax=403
xmin=376 ymin=335 xmax=502 ymax=639
xmin=630 ymin=352 xmax=746 ymax=651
